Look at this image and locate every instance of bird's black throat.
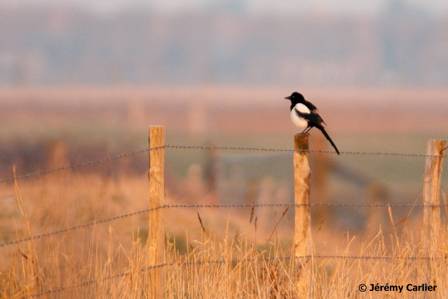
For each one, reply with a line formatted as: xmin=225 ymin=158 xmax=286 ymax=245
xmin=289 ymin=100 xmax=301 ymax=111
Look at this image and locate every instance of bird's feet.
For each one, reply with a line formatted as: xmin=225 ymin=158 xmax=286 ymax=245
xmin=303 ymin=127 xmax=312 ymax=134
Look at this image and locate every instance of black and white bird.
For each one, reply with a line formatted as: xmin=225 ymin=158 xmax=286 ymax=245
xmin=285 ymin=91 xmax=340 ymax=155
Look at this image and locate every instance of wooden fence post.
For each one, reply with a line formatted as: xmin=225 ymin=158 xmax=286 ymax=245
xmin=423 ymin=139 xmax=446 ymax=254
xmin=148 ymin=126 xmax=166 ymax=299
xmin=293 ymin=133 xmax=312 ymax=296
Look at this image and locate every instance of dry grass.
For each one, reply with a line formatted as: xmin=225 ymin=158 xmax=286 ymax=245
xmin=0 ymin=87 xmax=446 ymax=298
xmin=0 ymin=172 xmax=447 ymax=299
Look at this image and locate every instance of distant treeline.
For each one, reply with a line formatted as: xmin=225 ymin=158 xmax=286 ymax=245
xmin=0 ymin=2 xmax=447 ymax=86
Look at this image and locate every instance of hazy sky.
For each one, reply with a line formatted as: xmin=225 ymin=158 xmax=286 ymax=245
xmin=3 ymin=0 xmax=448 ymax=15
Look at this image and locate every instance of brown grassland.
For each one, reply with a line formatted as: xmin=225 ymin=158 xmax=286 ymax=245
xmin=0 ymin=173 xmax=447 ymax=298
xmin=0 ymin=87 xmax=447 ymax=298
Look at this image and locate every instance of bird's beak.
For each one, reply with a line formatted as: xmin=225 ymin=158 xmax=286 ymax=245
xmin=285 ymin=96 xmax=291 ymax=100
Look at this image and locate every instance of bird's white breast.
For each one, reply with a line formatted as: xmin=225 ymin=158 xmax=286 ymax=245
xmin=290 ymin=103 xmax=310 ymax=130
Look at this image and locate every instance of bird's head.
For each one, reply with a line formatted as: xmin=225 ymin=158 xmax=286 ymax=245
xmin=284 ymin=91 xmax=305 ymax=104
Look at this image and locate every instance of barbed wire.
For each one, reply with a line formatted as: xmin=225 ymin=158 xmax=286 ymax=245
xmin=0 ymin=204 xmax=296 ymax=249
xmin=162 ymin=202 xmax=448 ymax=209
xmin=30 ymin=254 xmax=447 ymax=297
xmin=442 ymin=145 xmax=448 ymax=152
xmin=0 ymin=146 xmax=163 ymax=185
xmin=0 ymin=206 xmax=163 ymax=248
xmin=2 ymin=202 xmax=447 ymax=249
xmin=30 ymin=262 xmax=170 ymax=298
xmin=165 ymin=144 xmax=443 ymax=158
xmin=30 ymin=257 xmax=290 ymax=297
xmin=0 ymin=143 xmax=444 ymax=185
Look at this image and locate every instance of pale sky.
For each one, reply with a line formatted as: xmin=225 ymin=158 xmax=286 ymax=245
xmin=3 ymin=0 xmax=448 ymax=15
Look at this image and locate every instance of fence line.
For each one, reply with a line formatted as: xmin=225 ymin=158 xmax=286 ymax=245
xmin=30 ymin=258 xmax=290 ymax=298
xmin=2 ymin=202 xmax=448 ymax=249
xmin=0 ymin=203 xmax=299 ymax=248
xmin=165 ymin=144 xmax=444 ymax=158
xmin=30 ymin=254 xmax=448 ymax=298
xmin=0 ymin=143 xmax=445 ymax=185
xmin=157 ymin=202 xmax=448 ymax=209
xmin=0 ymin=146 xmax=162 ymax=184
xmin=0 ymin=206 xmax=163 ymax=248
xmin=2 ymin=131 xmax=447 ymax=296
xmin=29 ymin=262 xmax=170 ymax=298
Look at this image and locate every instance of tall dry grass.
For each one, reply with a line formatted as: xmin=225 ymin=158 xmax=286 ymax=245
xmin=0 ymin=173 xmax=447 ymax=298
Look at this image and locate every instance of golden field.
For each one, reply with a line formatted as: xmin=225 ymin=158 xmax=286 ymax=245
xmin=0 ymin=173 xmax=447 ymax=298
xmin=0 ymin=87 xmax=447 ymax=298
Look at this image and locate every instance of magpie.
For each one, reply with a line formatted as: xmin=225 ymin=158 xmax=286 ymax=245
xmin=285 ymin=91 xmax=340 ymax=155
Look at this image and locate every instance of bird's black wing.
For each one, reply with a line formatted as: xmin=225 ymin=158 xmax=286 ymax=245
xmin=302 ymin=99 xmax=318 ymax=112
xmin=302 ymin=99 xmax=327 ymax=125
xmin=294 ymin=109 xmax=325 ymax=127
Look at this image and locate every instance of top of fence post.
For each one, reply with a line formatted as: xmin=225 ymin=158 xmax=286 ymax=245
xmin=294 ymin=133 xmax=309 ymax=153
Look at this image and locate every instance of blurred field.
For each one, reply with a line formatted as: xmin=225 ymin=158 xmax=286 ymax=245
xmin=0 ymin=173 xmax=447 ymax=298
xmin=0 ymin=86 xmax=447 ymax=298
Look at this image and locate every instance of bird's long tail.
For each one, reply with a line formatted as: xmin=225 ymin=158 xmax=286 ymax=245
xmin=316 ymin=125 xmax=340 ymax=155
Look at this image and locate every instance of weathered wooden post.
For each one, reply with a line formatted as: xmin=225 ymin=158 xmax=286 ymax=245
xmin=422 ymin=139 xmax=446 ymax=254
xmin=148 ymin=126 xmax=166 ymax=298
xmin=293 ymin=133 xmax=312 ymax=296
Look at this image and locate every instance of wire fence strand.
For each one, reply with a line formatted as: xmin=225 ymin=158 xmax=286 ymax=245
xmin=3 ymin=202 xmax=448 ymax=249
xmin=30 ymin=257 xmax=289 ymax=297
xmin=30 ymin=262 xmax=170 ymax=298
xmin=0 ymin=143 xmax=444 ymax=185
xmin=0 ymin=146 xmax=163 ymax=185
xmin=0 ymin=206 xmax=163 ymax=248
xmin=164 ymin=144 xmax=444 ymax=158
xmin=0 ymin=203 xmax=296 ymax=248
xmin=30 ymin=255 xmax=447 ymax=298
